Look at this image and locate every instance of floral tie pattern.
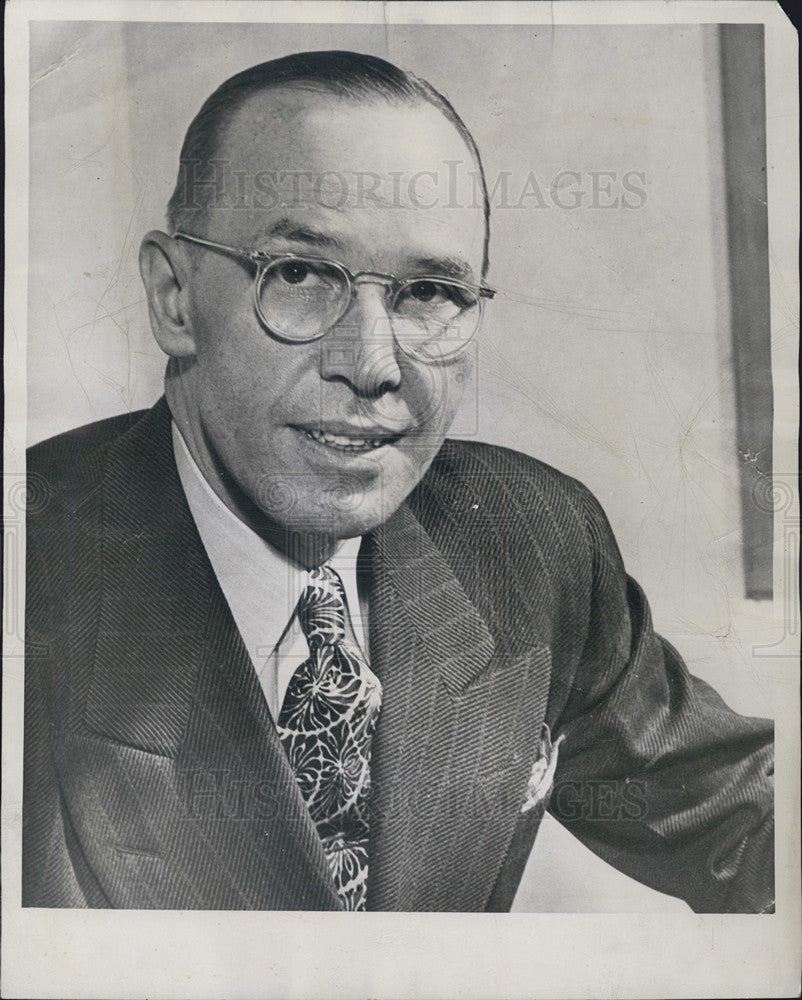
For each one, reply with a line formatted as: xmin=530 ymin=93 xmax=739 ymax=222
xmin=277 ymin=565 xmax=382 ymax=911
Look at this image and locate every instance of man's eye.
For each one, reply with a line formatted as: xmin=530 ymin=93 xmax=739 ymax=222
xmin=278 ymin=261 xmax=312 ymax=285
xmin=407 ymin=280 xmax=441 ymax=303
xmin=402 ymin=280 xmax=473 ymax=311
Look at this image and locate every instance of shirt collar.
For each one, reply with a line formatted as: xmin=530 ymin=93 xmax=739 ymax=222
xmin=171 ymin=421 xmax=364 ymax=661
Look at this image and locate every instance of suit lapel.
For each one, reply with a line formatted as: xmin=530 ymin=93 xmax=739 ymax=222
xmin=80 ymin=399 xmax=340 ymax=909
xmin=365 ymin=503 xmax=551 ymax=911
xmin=70 ymin=399 xmax=550 ymax=910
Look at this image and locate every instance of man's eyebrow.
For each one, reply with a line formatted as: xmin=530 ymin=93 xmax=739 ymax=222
xmin=255 ymin=218 xmax=344 ymax=250
xmin=406 ymin=255 xmax=475 ymax=281
xmin=252 ymin=224 xmax=476 ymax=280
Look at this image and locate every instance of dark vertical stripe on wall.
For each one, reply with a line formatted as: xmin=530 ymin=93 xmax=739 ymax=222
xmin=719 ymin=25 xmax=773 ymax=599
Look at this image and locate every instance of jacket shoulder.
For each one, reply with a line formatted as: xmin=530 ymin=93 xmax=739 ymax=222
xmin=424 ymin=437 xmax=601 ymax=523
xmin=27 ymin=409 xmax=149 ymax=485
xmin=411 ymin=438 xmax=621 ymax=662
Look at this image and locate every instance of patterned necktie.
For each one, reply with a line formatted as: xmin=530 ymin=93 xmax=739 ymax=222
xmin=276 ymin=565 xmax=382 ymax=911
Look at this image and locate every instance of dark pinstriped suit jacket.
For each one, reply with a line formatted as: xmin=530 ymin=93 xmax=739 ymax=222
xmin=23 ymin=397 xmax=774 ymax=912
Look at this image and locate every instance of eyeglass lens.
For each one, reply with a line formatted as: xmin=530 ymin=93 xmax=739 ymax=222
xmin=257 ymin=258 xmax=481 ymax=359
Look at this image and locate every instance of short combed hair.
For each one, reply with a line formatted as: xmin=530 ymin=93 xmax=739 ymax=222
xmin=166 ymin=49 xmax=490 ymax=274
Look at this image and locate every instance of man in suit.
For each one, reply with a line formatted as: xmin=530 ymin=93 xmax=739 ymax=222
xmin=23 ymin=50 xmax=774 ymax=912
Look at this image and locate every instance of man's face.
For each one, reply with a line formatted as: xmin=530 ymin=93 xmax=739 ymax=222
xmin=174 ymin=90 xmax=486 ymax=539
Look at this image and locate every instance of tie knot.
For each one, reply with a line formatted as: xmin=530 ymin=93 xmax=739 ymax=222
xmin=297 ymin=565 xmax=347 ymax=649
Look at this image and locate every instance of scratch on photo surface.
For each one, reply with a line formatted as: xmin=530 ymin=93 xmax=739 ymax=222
xmin=30 ymin=36 xmax=85 ymax=90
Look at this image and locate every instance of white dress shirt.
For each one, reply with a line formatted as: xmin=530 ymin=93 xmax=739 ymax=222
xmin=172 ymin=423 xmax=368 ymax=721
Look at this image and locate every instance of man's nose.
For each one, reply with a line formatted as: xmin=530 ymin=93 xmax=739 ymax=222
xmin=319 ymin=282 xmax=403 ymax=396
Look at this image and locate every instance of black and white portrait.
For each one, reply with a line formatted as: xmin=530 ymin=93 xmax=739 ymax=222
xmin=4 ymin=5 xmax=798 ymax=999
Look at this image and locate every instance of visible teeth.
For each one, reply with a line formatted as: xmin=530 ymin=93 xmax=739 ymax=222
xmin=304 ymin=429 xmax=387 ymax=450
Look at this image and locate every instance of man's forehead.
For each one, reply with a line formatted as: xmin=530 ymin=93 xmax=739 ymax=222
xmin=204 ymin=86 xmax=486 ymax=268
xmin=219 ymin=86 xmax=477 ymax=181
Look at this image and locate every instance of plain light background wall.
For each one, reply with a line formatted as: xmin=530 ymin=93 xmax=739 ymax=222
xmin=26 ymin=21 xmax=774 ymax=911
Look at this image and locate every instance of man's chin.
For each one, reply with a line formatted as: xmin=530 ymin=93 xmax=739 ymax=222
xmin=255 ymin=456 xmax=428 ymax=542
xmin=275 ymin=500 xmax=404 ymax=544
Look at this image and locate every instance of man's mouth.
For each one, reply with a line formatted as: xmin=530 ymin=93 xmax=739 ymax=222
xmin=301 ymin=428 xmax=403 ymax=452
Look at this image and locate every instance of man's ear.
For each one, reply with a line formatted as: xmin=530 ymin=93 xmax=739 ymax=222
xmin=139 ymin=231 xmax=197 ymax=358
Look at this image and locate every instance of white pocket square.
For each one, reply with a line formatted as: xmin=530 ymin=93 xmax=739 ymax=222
xmin=521 ymin=724 xmax=564 ymax=814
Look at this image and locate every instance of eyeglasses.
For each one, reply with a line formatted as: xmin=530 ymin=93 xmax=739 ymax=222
xmin=172 ymin=231 xmax=495 ymax=363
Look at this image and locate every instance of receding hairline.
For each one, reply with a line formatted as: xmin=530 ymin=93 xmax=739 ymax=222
xmin=166 ymin=51 xmax=491 ymax=273
xmin=214 ymin=82 xmax=480 ymax=164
